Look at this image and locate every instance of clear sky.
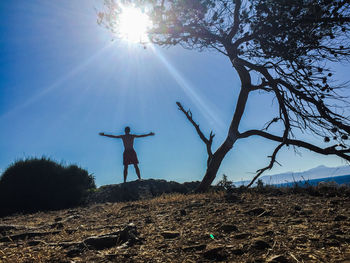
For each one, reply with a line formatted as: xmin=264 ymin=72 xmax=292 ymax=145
xmin=1 ymin=0 xmax=349 ymax=187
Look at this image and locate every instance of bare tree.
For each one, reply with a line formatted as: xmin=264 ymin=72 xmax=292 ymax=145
xmin=98 ymin=0 xmax=350 ymax=191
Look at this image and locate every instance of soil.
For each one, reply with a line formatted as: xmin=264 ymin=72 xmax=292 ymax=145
xmin=0 ymin=191 xmax=349 ymax=262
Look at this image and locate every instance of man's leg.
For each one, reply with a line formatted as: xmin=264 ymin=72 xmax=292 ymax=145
xmin=123 ymin=165 xmax=128 ymax=183
xmin=134 ymin=164 xmax=141 ymax=180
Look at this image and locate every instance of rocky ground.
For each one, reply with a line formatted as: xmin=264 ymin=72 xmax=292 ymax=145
xmin=0 ymin=190 xmax=350 ymax=263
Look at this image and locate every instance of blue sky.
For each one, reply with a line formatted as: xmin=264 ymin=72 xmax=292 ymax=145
xmin=1 ymin=0 xmax=349 ymax=186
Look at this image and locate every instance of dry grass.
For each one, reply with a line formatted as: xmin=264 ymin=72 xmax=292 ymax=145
xmin=1 ymin=191 xmax=350 ymax=262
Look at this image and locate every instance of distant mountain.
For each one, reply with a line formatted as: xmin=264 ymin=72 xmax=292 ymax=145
xmin=235 ymin=165 xmax=350 ymax=186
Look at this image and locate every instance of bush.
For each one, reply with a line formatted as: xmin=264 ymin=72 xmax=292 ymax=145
xmin=216 ymin=174 xmax=235 ymax=191
xmin=256 ymin=179 xmax=264 ymax=189
xmin=0 ymin=157 xmax=96 ymax=217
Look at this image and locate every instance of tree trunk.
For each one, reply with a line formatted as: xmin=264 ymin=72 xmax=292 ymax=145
xmin=195 ymin=58 xmax=251 ymax=193
xmin=195 ymin=140 xmax=234 ymax=192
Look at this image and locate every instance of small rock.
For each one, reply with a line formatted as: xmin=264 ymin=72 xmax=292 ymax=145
xmin=27 ymin=240 xmax=45 ymax=246
xmin=267 ymin=255 xmax=289 ymax=263
xmin=251 ymin=239 xmax=271 ymax=250
xmin=219 ymin=224 xmax=238 ymax=233
xmin=105 ymin=254 xmax=119 ymax=260
xmin=161 ymin=231 xmax=180 ymax=239
xmin=231 ymin=248 xmax=245 ymax=255
xmin=66 ymin=247 xmax=83 ymax=257
xmin=263 ymin=230 xmax=274 ymax=236
xmin=84 ymin=224 xmax=140 ymax=250
xmin=324 ymin=239 xmax=341 ymax=247
xmin=333 ymin=229 xmax=345 ymax=235
xmin=290 ymin=219 xmax=303 ymax=225
xmin=225 ymin=193 xmax=240 ymax=203
xmin=57 ymin=241 xmax=82 ymax=249
xmin=334 ymin=215 xmax=347 ymax=221
xmin=84 ymin=235 xmax=119 ymax=250
xmin=50 ymin=222 xmax=64 ymax=229
xmin=174 ymin=216 xmax=181 ymax=222
xmin=248 ymin=258 xmax=264 ymax=263
xmin=145 ymin=217 xmax=153 ymax=224
xmin=65 ymin=229 xmax=77 ymax=234
xmin=54 ymin=217 xmax=63 ymax=222
xmin=330 ymin=199 xmax=341 ymax=205
xmin=203 ymin=246 xmax=227 ymax=261
xmin=183 ymin=244 xmax=206 ymax=251
xmin=234 ymin=233 xmax=250 ymax=239
xmin=294 ymin=205 xmax=302 ymax=211
xmin=300 ymin=209 xmax=313 ymax=216
xmin=156 ymin=244 xmax=168 ymax=250
xmin=0 ymin=225 xmax=18 ymax=235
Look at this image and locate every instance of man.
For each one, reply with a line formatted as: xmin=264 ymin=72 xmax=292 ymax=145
xmin=99 ymin=127 xmax=155 ymax=183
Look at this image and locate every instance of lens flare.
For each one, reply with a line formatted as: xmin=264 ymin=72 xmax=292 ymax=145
xmin=118 ymin=7 xmax=152 ymax=43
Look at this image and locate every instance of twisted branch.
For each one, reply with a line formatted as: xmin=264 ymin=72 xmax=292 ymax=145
xmin=246 ymin=143 xmax=284 ymax=187
xmin=238 ymin=129 xmax=350 ymax=160
xmin=176 ymin=102 xmax=215 ymax=165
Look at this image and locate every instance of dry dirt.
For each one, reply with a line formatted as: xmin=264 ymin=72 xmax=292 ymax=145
xmin=0 ymin=191 xmax=349 ymax=263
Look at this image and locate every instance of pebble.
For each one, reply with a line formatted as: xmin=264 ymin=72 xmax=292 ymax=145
xmin=202 ymin=246 xmax=227 ymax=261
xmin=251 ymin=239 xmax=271 ymax=250
xmin=161 ymin=231 xmax=180 ymax=239
xmin=334 ymin=215 xmax=347 ymax=221
xmin=219 ymin=224 xmax=238 ymax=233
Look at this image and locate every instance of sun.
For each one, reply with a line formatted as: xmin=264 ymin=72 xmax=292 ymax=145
xmin=118 ymin=7 xmax=152 ymax=43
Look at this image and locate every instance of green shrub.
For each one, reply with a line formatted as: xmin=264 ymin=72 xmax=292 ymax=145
xmin=0 ymin=157 xmax=96 ymax=217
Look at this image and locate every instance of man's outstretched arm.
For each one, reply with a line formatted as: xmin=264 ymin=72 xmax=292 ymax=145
xmin=99 ymin=132 xmax=122 ymax=139
xmin=134 ymin=132 xmax=155 ymax=138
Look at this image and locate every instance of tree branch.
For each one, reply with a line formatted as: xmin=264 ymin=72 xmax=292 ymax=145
xmin=225 ymin=58 xmax=252 ymax=142
xmin=227 ymin=0 xmax=242 ymax=40
xmin=176 ymin=102 xmax=214 ymax=165
xmin=263 ymin=117 xmax=281 ymax=131
xmin=246 ymin=143 xmax=284 ymax=188
xmin=277 ymin=79 xmax=350 ymax=135
xmin=236 ymin=57 xmax=350 ymax=135
xmin=238 ymin=129 xmax=350 ymax=161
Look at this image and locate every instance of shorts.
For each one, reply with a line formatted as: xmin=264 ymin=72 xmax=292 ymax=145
xmin=123 ymin=149 xmax=139 ymax=165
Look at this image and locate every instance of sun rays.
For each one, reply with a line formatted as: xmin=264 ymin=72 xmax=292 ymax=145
xmin=149 ymin=45 xmax=226 ymax=133
xmin=118 ymin=6 xmax=152 ymax=43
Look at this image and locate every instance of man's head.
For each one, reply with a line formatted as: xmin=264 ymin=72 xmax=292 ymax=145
xmin=125 ymin=126 xmax=131 ymax=134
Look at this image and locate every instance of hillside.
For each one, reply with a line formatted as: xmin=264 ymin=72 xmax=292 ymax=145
xmin=1 ymin=187 xmax=350 ymax=262
xmin=235 ymin=165 xmax=350 ymax=186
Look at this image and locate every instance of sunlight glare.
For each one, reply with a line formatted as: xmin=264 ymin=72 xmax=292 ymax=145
xmin=119 ymin=7 xmax=152 ymax=43
xmin=149 ymin=46 xmax=226 ymax=132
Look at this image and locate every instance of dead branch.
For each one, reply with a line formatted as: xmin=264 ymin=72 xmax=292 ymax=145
xmin=176 ymin=102 xmax=215 ymax=165
xmin=238 ymin=129 xmax=350 ymax=160
xmin=246 ymin=143 xmax=284 ymax=187
xmin=239 ymin=128 xmax=350 ymax=187
xmin=263 ymin=117 xmax=281 ymax=131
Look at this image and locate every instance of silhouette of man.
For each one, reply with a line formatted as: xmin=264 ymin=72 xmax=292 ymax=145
xmin=99 ymin=127 xmax=155 ymax=183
